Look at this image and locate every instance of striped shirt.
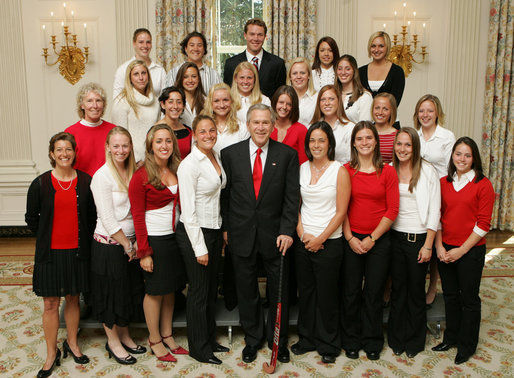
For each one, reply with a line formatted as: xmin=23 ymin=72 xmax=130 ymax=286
xmin=379 ymin=130 xmax=397 ymax=164
xmin=164 ymin=62 xmax=222 ymax=94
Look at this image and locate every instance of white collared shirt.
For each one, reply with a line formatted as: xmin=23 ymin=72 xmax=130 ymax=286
xmin=213 ymin=121 xmax=250 ymax=154
xmin=298 ymin=90 xmax=318 ymax=127
xmin=249 ymin=138 xmax=269 ymax=173
xmin=312 ymin=67 xmax=335 ymax=91
xmin=246 ymin=49 xmax=264 ymax=69
xmin=113 ymin=56 xmax=167 ymax=99
xmin=236 ymin=93 xmax=271 ymax=125
xmin=330 ymin=119 xmax=355 ymax=165
xmin=164 ymin=62 xmax=222 ymax=93
xmin=177 ymin=145 xmax=226 ymax=257
xmin=418 ymin=125 xmax=456 ymax=178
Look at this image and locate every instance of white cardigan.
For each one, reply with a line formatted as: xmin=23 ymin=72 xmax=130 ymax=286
xmin=409 ymin=160 xmax=441 ymax=231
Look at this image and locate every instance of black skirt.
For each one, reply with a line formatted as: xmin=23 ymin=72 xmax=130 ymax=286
xmin=33 ymin=248 xmax=89 ymax=297
xmin=145 ymin=234 xmax=186 ymax=295
xmin=90 ymin=240 xmax=145 ymax=328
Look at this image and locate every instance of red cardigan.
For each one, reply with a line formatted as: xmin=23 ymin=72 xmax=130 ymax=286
xmin=440 ymin=176 xmax=495 ymax=246
xmin=128 ymin=167 xmax=179 ymax=258
xmin=270 ymin=122 xmax=308 ymax=164
xmin=345 ymin=163 xmax=399 ymax=234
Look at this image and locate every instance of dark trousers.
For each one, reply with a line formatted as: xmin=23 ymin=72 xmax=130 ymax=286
xmin=176 ymin=223 xmax=222 ymax=361
xmin=296 ymin=236 xmax=343 ymax=355
xmin=231 ymin=241 xmax=289 ymax=348
xmin=388 ymin=231 xmax=429 ymax=353
xmin=341 ymin=231 xmax=391 ymax=352
xmin=437 ymin=243 xmax=485 ymax=357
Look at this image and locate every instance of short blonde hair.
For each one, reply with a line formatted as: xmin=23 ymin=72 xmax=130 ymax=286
xmin=413 ymin=94 xmax=446 ymax=129
xmin=367 ymin=31 xmax=391 ymax=59
xmin=76 ymin=82 xmax=107 ymax=119
xmin=287 ymin=57 xmax=316 ymax=97
xmin=372 ymin=92 xmax=397 ymax=128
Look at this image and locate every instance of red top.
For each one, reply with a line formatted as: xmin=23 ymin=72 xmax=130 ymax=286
xmin=128 ymin=167 xmax=180 ymax=258
xmin=65 ymin=120 xmax=116 ymax=177
xmin=440 ymin=176 xmax=495 ymax=246
xmin=174 ymin=126 xmax=193 ymax=160
xmin=378 ymin=130 xmax=397 ymax=164
xmin=50 ymin=175 xmax=78 ymax=249
xmin=270 ymin=122 xmax=308 ymax=164
xmin=345 ymin=163 xmax=399 ymax=234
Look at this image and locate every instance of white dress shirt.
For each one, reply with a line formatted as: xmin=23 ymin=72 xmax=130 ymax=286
xmin=213 ymin=121 xmax=250 ymax=154
xmin=236 ymin=94 xmax=271 ymax=125
xmin=164 ymin=62 xmax=222 ymax=93
xmin=343 ymin=91 xmax=373 ymax=123
xmin=246 ymin=49 xmax=264 ymax=69
xmin=249 ymin=138 xmax=269 ymax=173
xmin=331 ymin=119 xmax=355 ymax=165
xmin=113 ymin=57 xmax=167 ymax=99
xmin=418 ymin=125 xmax=456 ymax=178
xmin=312 ymin=67 xmax=335 ymax=91
xmin=298 ymin=90 xmax=318 ymax=127
xmin=177 ymin=145 xmax=226 ymax=257
xmin=451 ymin=170 xmax=487 ymax=237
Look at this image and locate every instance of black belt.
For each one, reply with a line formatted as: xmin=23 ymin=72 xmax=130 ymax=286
xmin=392 ymin=230 xmax=427 ymax=243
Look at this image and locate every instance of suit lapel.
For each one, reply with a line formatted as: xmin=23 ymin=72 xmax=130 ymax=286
xmin=239 ymin=139 xmax=256 ymax=201
xmin=256 ymin=139 xmax=279 ymax=204
xmin=259 ymin=50 xmax=270 ymax=82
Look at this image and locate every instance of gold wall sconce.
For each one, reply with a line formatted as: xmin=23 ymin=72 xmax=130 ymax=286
xmin=41 ymin=4 xmax=90 ymax=85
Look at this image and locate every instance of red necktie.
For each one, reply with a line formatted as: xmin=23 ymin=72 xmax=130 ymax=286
xmin=252 ymin=56 xmax=259 ymax=72
xmin=253 ymin=148 xmax=262 ymax=199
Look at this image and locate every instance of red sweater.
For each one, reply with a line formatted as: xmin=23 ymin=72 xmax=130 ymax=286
xmin=345 ymin=163 xmax=399 ymax=234
xmin=270 ymin=122 xmax=308 ymax=164
xmin=128 ymin=167 xmax=180 ymax=258
xmin=440 ymin=176 xmax=495 ymax=246
xmin=50 ymin=175 xmax=78 ymax=249
xmin=65 ymin=120 xmax=116 ymax=177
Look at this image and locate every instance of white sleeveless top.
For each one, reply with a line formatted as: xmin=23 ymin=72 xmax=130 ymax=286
xmin=145 ymin=185 xmax=179 ymax=235
xmin=300 ymin=161 xmax=342 ymax=239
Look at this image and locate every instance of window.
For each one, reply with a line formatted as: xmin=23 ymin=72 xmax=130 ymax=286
xmin=215 ymin=0 xmax=265 ymax=73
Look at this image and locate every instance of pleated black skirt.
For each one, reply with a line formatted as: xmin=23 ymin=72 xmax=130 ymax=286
xmin=32 ymin=248 xmax=89 ymax=297
xmin=90 ymin=240 xmax=145 ymax=328
xmin=145 ymin=234 xmax=186 ymax=295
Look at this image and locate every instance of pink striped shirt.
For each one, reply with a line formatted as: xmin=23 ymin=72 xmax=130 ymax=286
xmin=379 ymin=130 xmax=397 ymax=164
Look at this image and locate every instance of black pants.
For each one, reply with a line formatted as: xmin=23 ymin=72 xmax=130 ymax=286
xmin=296 ymin=236 xmax=343 ymax=355
xmin=388 ymin=231 xmax=429 ymax=353
xmin=341 ymin=231 xmax=391 ymax=352
xmin=437 ymin=243 xmax=485 ymax=357
xmin=176 ymin=223 xmax=222 ymax=361
xmin=231 ymin=240 xmax=289 ymax=348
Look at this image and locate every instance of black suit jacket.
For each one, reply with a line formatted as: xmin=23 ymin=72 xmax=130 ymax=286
xmin=221 ymin=138 xmax=299 ymax=259
xmin=223 ymin=50 xmax=287 ymax=99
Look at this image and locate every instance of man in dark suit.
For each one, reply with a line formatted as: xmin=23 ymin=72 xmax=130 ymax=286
xmin=221 ymin=104 xmax=299 ymax=364
xmin=223 ymin=18 xmax=286 ymax=99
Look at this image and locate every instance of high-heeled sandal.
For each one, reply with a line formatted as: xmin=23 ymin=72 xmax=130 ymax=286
xmin=63 ymin=340 xmax=89 ymax=364
xmin=106 ymin=342 xmax=137 ymax=365
xmin=37 ymin=348 xmax=61 ymax=378
xmin=148 ymin=339 xmax=177 ymax=362
xmin=162 ymin=334 xmax=189 ymax=354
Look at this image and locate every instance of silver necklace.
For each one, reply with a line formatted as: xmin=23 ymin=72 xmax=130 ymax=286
xmin=312 ymin=161 xmax=330 ymax=179
xmin=56 ymin=176 xmax=73 ymax=190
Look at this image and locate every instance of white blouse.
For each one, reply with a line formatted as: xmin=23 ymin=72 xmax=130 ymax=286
xmin=145 ymin=185 xmax=179 ymax=235
xmin=213 ymin=121 xmax=250 ymax=154
xmin=312 ymin=67 xmax=335 ymax=91
xmin=298 ymin=90 xmax=318 ymax=127
xmin=177 ymin=145 xmax=226 ymax=257
xmin=236 ymin=93 xmax=271 ymax=125
xmin=343 ymin=91 xmax=373 ymax=124
xmin=418 ymin=125 xmax=456 ymax=178
xmin=331 ymin=119 xmax=355 ymax=165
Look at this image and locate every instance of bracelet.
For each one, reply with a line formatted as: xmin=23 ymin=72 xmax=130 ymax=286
xmin=424 ymin=246 xmax=432 ymax=251
xmin=124 ymin=240 xmax=133 ymax=255
xmin=347 ymin=236 xmax=354 ymax=243
xmin=300 ymin=233 xmax=305 ymax=242
xmin=369 ymin=234 xmax=376 ymax=242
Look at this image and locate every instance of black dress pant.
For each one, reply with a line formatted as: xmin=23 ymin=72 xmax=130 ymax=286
xmin=231 ymin=239 xmax=289 ymax=348
xmin=437 ymin=243 xmax=485 ymax=357
xmin=176 ymin=223 xmax=222 ymax=361
xmin=341 ymin=231 xmax=391 ymax=352
xmin=296 ymin=236 xmax=343 ymax=355
xmin=388 ymin=231 xmax=429 ymax=353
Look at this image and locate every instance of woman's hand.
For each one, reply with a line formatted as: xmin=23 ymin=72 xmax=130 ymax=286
xmin=197 ymin=254 xmax=209 ymax=266
xmin=436 ymin=244 xmax=447 ymax=262
xmin=445 ymin=247 xmax=467 ymax=263
xmin=140 ymin=255 xmax=153 ymax=272
xmin=303 ymin=234 xmax=324 ymax=252
xmin=349 ymin=237 xmax=367 ymax=254
xmin=360 ymin=236 xmax=375 ymax=252
xmin=417 ymin=245 xmax=432 ymax=263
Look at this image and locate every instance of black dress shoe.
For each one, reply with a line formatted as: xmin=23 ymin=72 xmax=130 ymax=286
xmin=63 ymin=340 xmax=89 ymax=364
xmin=212 ymin=343 xmax=230 ymax=353
xmin=206 ymin=355 xmax=222 ymax=365
xmin=37 ymin=349 xmax=61 ymax=378
xmin=105 ymin=343 xmax=137 ymax=365
xmin=291 ymin=342 xmax=315 ymax=355
xmin=345 ymin=349 xmax=359 ymax=359
xmin=366 ymin=351 xmax=380 ymax=360
xmin=432 ymin=342 xmax=455 ymax=352
xmin=242 ymin=345 xmax=259 ymax=363
xmin=406 ymin=351 xmax=418 ymax=358
xmin=277 ymin=347 xmax=290 ymax=363
xmin=121 ymin=342 xmax=147 ymax=354
xmin=321 ymin=354 xmax=336 ymax=364
xmin=392 ymin=348 xmax=404 ymax=356
xmin=455 ymin=353 xmax=471 ymax=365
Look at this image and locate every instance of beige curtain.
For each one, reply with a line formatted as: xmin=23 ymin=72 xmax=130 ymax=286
xmin=155 ymin=0 xmax=213 ymax=71
xmin=481 ymin=0 xmax=513 ymax=231
xmin=266 ymin=0 xmax=317 ymax=66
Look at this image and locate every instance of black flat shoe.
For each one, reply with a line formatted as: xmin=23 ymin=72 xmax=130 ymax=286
xmin=242 ymin=345 xmax=259 ymax=363
xmin=63 ymin=340 xmax=89 ymax=364
xmin=212 ymin=343 xmax=230 ymax=353
xmin=277 ymin=347 xmax=290 ymax=363
xmin=37 ymin=349 xmax=61 ymax=378
xmin=392 ymin=348 xmax=404 ymax=356
xmin=345 ymin=349 xmax=359 ymax=359
xmin=106 ymin=342 xmax=136 ymax=365
xmin=121 ymin=342 xmax=147 ymax=354
xmin=291 ymin=342 xmax=315 ymax=355
xmin=366 ymin=351 xmax=380 ymax=360
xmin=406 ymin=351 xmax=418 ymax=358
xmin=206 ymin=355 xmax=222 ymax=365
xmin=321 ymin=354 xmax=336 ymax=364
xmin=455 ymin=353 xmax=471 ymax=365
xmin=432 ymin=342 xmax=455 ymax=352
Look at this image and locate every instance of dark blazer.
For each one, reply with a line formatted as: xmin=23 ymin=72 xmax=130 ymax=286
xmin=223 ymin=50 xmax=287 ymax=99
xmin=359 ymin=63 xmax=405 ymax=106
xmin=221 ymin=138 xmax=299 ymax=259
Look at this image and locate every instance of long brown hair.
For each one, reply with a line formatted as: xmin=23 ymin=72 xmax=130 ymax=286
xmin=310 ymin=85 xmax=349 ymax=125
xmin=312 ymin=36 xmax=339 ymax=73
xmin=271 ymin=85 xmax=300 ymax=124
xmin=349 ymin=121 xmax=384 ymax=174
xmin=392 ymin=127 xmax=422 ymax=192
xmin=143 ymin=124 xmax=181 ymax=189
xmin=175 ymin=62 xmax=205 ymax=116
xmin=105 ymin=126 xmax=137 ymax=192
xmin=335 ymin=55 xmax=367 ymax=104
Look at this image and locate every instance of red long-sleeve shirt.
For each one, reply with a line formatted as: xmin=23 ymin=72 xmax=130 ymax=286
xmin=128 ymin=167 xmax=179 ymax=258
xmin=440 ymin=176 xmax=495 ymax=246
xmin=345 ymin=163 xmax=399 ymax=234
xmin=270 ymin=122 xmax=308 ymax=164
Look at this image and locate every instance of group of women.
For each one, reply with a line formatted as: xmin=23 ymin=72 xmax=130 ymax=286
xmin=26 ymin=29 xmax=495 ymax=376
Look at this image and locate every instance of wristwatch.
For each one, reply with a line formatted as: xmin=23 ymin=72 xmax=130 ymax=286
xmin=368 ymin=234 xmax=376 ymax=242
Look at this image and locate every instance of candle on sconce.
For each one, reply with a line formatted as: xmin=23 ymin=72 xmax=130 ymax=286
xmin=63 ymin=2 xmax=67 ymax=24
xmin=394 ymin=11 xmax=397 ymax=34
xmin=61 ymin=21 xmax=65 ymax=44
xmin=383 ymin=23 xmax=387 ymax=32
xmin=50 ymin=11 xmax=55 ymax=35
xmin=42 ymin=25 xmax=46 ymax=48
xmin=422 ymin=23 xmax=426 ymax=45
xmin=403 ymin=2 xmax=407 ymax=26
xmin=407 ymin=21 xmax=411 ymax=43
xmin=84 ymin=23 xmax=88 ymax=46
xmin=71 ymin=10 xmax=75 ymax=34
xmin=413 ymin=11 xmax=417 ymax=34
